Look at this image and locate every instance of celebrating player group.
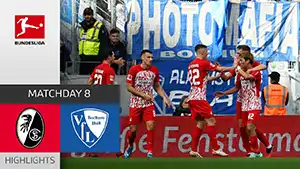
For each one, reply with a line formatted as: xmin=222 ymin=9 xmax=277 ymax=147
xmin=88 ymin=44 xmax=273 ymax=159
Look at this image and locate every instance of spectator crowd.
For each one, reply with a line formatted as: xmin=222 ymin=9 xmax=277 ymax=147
xmin=59 ymin=0 xmax=298 ymax=116
xmin=61 ymin=0 xmax=299 ymax=75
xmin=72 ymin=7 xmax=128 ymax=76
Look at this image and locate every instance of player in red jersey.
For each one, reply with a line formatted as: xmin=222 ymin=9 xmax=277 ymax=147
xmin=215 ymin=53 xmax=271 ymax=158
xmin=124 ymin=49 xmax=171 ymax=158
xmin=88 ymin=49 xmax=116 ymax=85
xmin=87 ymin=49 xmax=115 ymax=157
xmin=187 ymin=44 xmax=236 ymax=158
xmin=220 ymin=45 xmax=273 ymax=156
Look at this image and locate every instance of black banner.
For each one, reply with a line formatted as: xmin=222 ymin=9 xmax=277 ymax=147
xmin=0 ymin=85 xmax=120 ymax=104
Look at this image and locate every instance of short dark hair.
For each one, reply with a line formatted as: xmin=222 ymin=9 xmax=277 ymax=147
xmin=140 ymin=49 xmax=152 ymax=57
xmin=240 ymin=52 xmax=254 ymax=64
xmin=237 ymin=45 xmax=251 ymax=52
xmin=269 ymin=72 xmax=280 ymax=82
xmin=103 ymin=48 xmax=114 ymax=60
xmin=194 ymin=44 xmax=207 ymax=52
xmin=110 ymin=28 xmax=120 ymax=35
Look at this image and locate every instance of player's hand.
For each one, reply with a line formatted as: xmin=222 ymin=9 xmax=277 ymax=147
xmin=114 ymin=57 xmax=125 ymax=66
xmin=214 ymin=61 xmax=220 ymax=67
xmin=215 ymin=73 xmax=221 ymax=79
xmin=142 ymin=94 xmax=154 ymax=102
xmin=214 ymin=91 xmax=225 ymax=97
xmin=233 ymin=53 xmax=241 ymax=60
xmin=163 ymin=97 xmax=171 ymax=108
xmin=246 ymin=68 xmax=253 ymax=74
xmin=233 ymin=58 xmax=239 ymax=68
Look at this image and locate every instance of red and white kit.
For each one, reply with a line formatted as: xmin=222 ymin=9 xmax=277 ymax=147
xmin=236 ymin=70 xmax=262 ymax=125
xmin=126 ymin=65 xmax=160 ymax=124
xmin=187 ymin=58 xmax=217 ymax=119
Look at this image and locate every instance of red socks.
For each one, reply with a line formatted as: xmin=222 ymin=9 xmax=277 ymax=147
xmin=256 ymin=128 xmax=270 ymax=147
xmin=239 ymin=127 xmax=251 ymax=153
xmin=147 ymin=131 xmax=154 ymax=153
xmin=249 ymin=136 xmax=259 ymax=153
xmin=126 ymin=130 xmax=136 ymax=147
xmin=191 ymin=126 xmax=203 ymax=152
xmin=207 ymin=126 xmax=220 ymax=150
xmin=126 ymin=130 xmax=153 ymax=153
xmin=239 ymin=127 xmax=269 ymax=153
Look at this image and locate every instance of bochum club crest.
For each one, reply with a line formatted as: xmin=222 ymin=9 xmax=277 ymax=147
xmin=71 ymin=108 xmax=109 ymax=148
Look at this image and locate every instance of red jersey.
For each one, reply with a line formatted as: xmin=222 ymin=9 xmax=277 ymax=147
xmin=126 ymin=65 xmax=160 ymax=108
xmin=90 ymin=63 xmax=115 ymax=85
xmin=228 ymin=61 xmax=260 ymax=77
xmin=236 ymin=70 xmax=262 ymax=111
xmin=228 ymin=61 xmax=260 ymax=103
xmin=187 ymin=58 xmax=217 ymax=101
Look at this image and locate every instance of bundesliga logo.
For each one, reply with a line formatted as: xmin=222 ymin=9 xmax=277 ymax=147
xmin=16 ymin=108 xmax=45 ymax=149
xmin=71 ymin=108 xmax=109 ymax=148
xmin=14 ymin=15 xmax=46 ymax=45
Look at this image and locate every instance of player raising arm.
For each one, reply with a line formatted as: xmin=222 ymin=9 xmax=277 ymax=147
xmin=187 ymin=44 xmax=236 ymax=158
xmin=124 ymin=49 xmax=171 ymax=158
xmin=215 ymin=53 xmax=272 ymax=158
xmin=207 ymin=72 xmax=222 ymax=82
xmin=220 ymin=45 xmax=272 ymax=156
xmin=88 ymin=49 xmax=116 ymax=85
xmin=221 ymin=45 xmax=266 ymax=81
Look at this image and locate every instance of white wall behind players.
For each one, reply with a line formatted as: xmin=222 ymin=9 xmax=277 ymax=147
xmin=0 ymin=0 xmax=60 ymax=84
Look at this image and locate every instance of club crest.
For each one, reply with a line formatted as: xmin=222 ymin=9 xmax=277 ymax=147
xmin=16 ymin=108 xmax=45 ymax=149
xmin=71 ymin=108 xmax=109 ymax=148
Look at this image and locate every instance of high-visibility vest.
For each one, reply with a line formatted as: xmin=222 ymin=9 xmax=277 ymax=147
xmin=263 ymin=84 xmax=288 ymax=115
xmin=79 ymin=21 xmax=102 ymax=56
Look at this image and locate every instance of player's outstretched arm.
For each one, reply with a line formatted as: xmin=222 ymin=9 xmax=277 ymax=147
xmin=247 ymin=63 xmax=267 ymax=73
xmin=224 ymin=85 xmax=240 ymax=95
xmin=221 ymin=72 xmax=233 ymax=81
xmin=215 ymin=59 xmax=238 ymax=73
xmin=208 ymin=73 xmax=221 ymax=81
xmin=215 ymin=66 xmax=236 ymax=73
xmin=154 ymin=82 xmax=171 ymax=108
xmin=214 ymin=85 xmax=239 ymax=98
xmin=237 ymin=66 xmax=255 ymax=81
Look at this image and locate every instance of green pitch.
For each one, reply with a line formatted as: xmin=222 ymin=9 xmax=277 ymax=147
xmin=61 ymin=158 xmax=300 ymax=169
